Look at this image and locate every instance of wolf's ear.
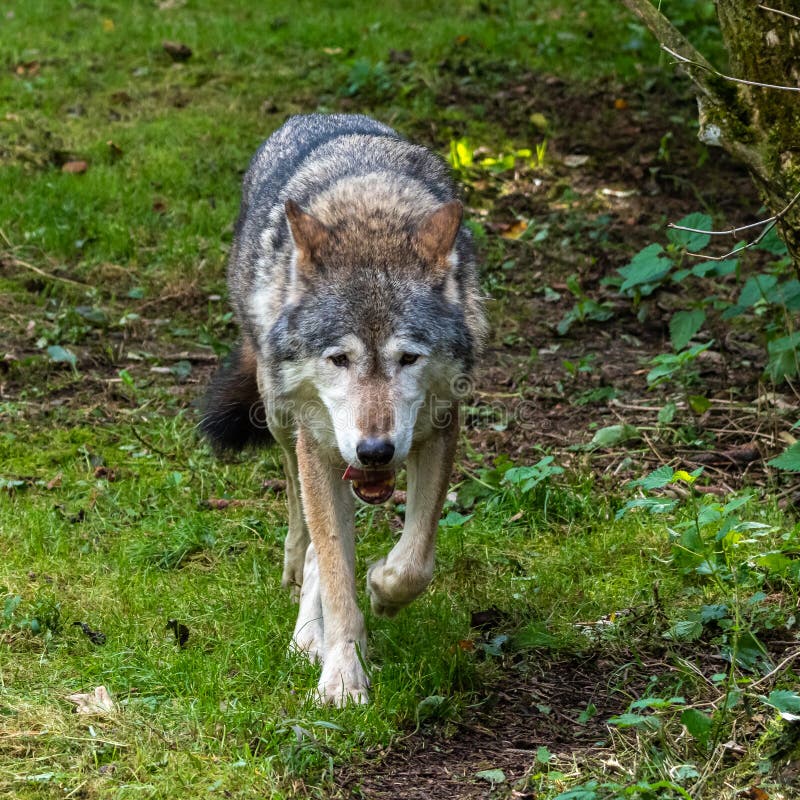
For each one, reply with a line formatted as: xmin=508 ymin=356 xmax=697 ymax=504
xmin=416 ymin=201 xmax=463 ymax=273
xmin=285 ymin=199 xmax=329 ymax=273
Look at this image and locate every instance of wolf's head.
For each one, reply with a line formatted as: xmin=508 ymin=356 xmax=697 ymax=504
xmin=268 ymin=193 xmax=475 ymax=502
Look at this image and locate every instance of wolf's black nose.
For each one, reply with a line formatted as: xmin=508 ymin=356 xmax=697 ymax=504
xmin=356 ymin=438 xmax=395 ymax=467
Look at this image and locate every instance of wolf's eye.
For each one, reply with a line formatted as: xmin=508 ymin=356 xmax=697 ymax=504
xmin=329 ymin=353 xmax=350 ymax=368
xmin=399 ymin=353 xmax=420 ymax=367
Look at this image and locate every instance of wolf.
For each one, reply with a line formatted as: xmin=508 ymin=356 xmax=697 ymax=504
xmin=201 ymin=114 xmax=486 ymax=705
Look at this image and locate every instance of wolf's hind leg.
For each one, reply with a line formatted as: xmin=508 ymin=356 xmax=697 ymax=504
xmin=367 ymin=412 xmax=458 ymax=617
xmin=282 ymin=447 xmax=310 ymax=596
xmin=290 ymin=543 xmax=323 ymax=661
xmin=274 ymin=429 xmax=310 ymax=598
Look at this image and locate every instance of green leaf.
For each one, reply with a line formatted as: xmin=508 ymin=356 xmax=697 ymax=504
xmin=766 ymin=332 xmax=800 ymax=382
xmin=439 ymin=511 xmax=473 ymax=529
xmin=589 ymin=424 xmax=639 ymax=449
xmin=615 ymin=496 xmax=678 ymax=520
xmin=608 ymin=712 xmax=660 ymax=729
xmin=536 ymin=746 xmax=552 ymax=764
xmin=668 ymin=212 xmax=712 ymax=251
xmin=475 ymin=768 xmax=506 ymax=784
xmin=681 ymin=708 xmax=712 ymax=747
xmin=577 ymin=703 xmax=597 ymax=724
xmin=762 ymin=690 xmax=800 ymax=721
xmin=46 ymin=345 xmax=77 ymax=367
xmin=688 ymin=395 xmax=711 ymax=414
xmin=75 ymin=305 xmax=108 ymax=325
xmin=699 ymin=604 xmax=728 ymax=623
xmin=618 ymin=244 xmax=672 ymax=292
xmin=663 ymin=618 xmax=703 ymax=641
xmin=658 ymin=401 xmax=676 ymax=424
xmin=670 ymin=309 xmax=705 ymax=351
xmin=768 ymin=442 xmax=800 ymax=472
xmin=753 ymin=225 xmax=789 ymax=255
xmin=553 ymin=787 xmax=599 ymax=800
xmin=503 ymin=457 xmax=563 ymax=492
xmin=629 ymin=465 xmax=674 ymax=490
xmin=416 ymin=694 xmax=448 ymax=722
xmin=630 ymin=695 xmax=685 ymax=710
xmin=738 ymin=274 xmax=779 ymax=308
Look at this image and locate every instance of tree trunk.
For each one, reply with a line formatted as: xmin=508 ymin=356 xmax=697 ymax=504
xmin=621 ymin=0 xmax=800 ymax=274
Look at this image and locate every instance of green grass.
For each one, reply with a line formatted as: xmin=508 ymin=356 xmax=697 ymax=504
xmin=2 ymin=1 xmax=798 ymax=799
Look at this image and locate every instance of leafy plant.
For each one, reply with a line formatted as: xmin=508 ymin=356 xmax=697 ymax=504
xmin=557 ymin=274 xmax=614 ymax=335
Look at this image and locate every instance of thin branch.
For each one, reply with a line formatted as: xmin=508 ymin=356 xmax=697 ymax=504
xmin=0 ymin=228 xmax=87 ymax=288
xmin=677 ymin=189 xmax=800 ymax=261
xmin=668 ymin=217 xmax=776 ymax=237
xmin=2 ymin=255 xmax=87 ymax=288
xmin=758 ymin=4 xmax=800 ymax=23
xmin=748 ymin=648 xmax=800 ymax=690
xmin=684 ymin=220 xmax=779 ymax=261
xmin=663 ymin=45 xmax=800 ymax=92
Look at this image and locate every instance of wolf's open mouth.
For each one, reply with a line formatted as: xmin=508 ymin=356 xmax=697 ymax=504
xmin=342 ymin=465 xmax=396 ymax=505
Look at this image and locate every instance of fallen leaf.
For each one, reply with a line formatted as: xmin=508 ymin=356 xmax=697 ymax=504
xmin=500 ymin=219 xmax=528 ymax=240
xmin=93 ymin=466 xmax=117 ymax=481
xmin=15 ymin=61 xmax=40 ymax=76
xmin=743 ymin=788 xmax=769 ymax=800
xmin=66 ymin=686 xmax=115 ymax=715
xmin=204 ymin=498 xmax=241 ymax=510
xmin=261 ymin=479 xmax=287 ymax=494
xmin=61 ymin=161 xmax=88 ymax=174
xmin=162 ymin=40 xmax=192 ymax=61
xmin=102 ymin=18 xmax=115 ymax=32
xmin=614 ymin=97 xmax=628 ymax=110
xmin=563 ymin=154 xmax=590 ymax=168
xmin=46 ymin=473 xmax=62 ymax=490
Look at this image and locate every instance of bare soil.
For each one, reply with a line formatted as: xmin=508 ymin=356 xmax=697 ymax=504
xmin=336 ymin=654 xmax=648 ymax=799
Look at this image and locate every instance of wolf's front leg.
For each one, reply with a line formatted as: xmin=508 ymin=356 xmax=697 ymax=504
xmin=295 ymin=428 xmax=369 ymax=705
xmin=368 ymin=411 xmax=458 ymax=617
xmin=290 ymin=542 xmax=323 ymax=661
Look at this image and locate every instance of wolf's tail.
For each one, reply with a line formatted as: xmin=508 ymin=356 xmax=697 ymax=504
xmin=199 ymin=338 xmax=274 ymax=452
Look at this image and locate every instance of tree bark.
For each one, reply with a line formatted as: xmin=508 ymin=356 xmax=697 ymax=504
xmin=621 ymin=0 xmax=800 ymax=274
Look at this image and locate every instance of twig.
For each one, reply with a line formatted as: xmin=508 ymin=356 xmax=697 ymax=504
xmin=758 ymin=4 xmax=800 ymax=23
xmin=663 ymin=45 xmax=800 ymax=93
xmin=668 ymin=217 xmax=776 ymax=238
xmin=748 ymin=648 xmax=800 ymax=690
xmin=680 ymin=190 xmax=800 ymax=261
xmin=0 ymin=228 xmax=89 ymax=288
xmin=129 ymin=425 xmax=172 ymax=458
xmin=1 ymin=255 xmax=87 ymax=288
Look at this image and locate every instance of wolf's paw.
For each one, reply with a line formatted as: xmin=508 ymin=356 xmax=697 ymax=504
xmin=282 ymin=550 xmax=308 ymax=601
xmin=367 ymin=558 xmax=430 ymax=617
xmin=281 ymin=566 xmax=302 ymax=601
xmin=316 ymin=641 xmax=369 ymax=706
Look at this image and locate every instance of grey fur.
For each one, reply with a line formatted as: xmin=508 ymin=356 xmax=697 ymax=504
xmin=227 ymin=114 xmax=485 ymax=387
xmin=203 ymin=114 xmax=487 ymax=705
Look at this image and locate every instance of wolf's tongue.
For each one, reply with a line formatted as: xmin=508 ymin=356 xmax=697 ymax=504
xmin=342 ymin=465 xmax=396 ymax=505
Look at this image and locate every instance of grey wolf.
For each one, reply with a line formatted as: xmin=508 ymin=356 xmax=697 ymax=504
xmin=201 ymin=114 xmax=486 ymax=704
